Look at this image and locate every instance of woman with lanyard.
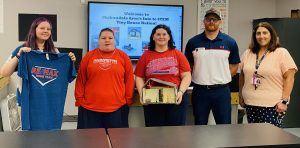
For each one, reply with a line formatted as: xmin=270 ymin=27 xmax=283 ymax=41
xmin=239 ymin=22 xmax=297 ymax=127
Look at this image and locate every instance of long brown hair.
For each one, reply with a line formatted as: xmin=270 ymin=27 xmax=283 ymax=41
xmin=249 ymin=22 xmax=280 ymax=53
xmin=24 ymin=17 xmax=56 ymax=53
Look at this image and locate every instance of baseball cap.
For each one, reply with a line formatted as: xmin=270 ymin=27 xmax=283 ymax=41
xmin=205 ymin=8 xmax=221 ymax=20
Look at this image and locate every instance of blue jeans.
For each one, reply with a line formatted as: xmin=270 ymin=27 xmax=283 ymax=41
xmin=192 ymin=85 xmax=231 ymax=125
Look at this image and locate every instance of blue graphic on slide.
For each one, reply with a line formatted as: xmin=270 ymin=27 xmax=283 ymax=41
xmin=128 ymin=27 xmax=141 ymax=40
xmin=123 ymin=44 xmax=134 ymax=51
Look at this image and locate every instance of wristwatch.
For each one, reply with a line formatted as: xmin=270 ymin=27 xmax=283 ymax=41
xmin=281 ymin=99 xmax=289 ymax=105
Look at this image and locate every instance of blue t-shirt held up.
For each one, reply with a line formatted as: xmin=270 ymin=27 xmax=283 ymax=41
xmin=18 ymin=50 xmax=76 ymax=131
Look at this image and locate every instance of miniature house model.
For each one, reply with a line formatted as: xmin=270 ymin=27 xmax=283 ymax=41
xmin=142 ymin=78 xmax=177 ymax=104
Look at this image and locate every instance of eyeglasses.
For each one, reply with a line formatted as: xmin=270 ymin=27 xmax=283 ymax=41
xmin=205 ymin=18 xmax=220 ymax=22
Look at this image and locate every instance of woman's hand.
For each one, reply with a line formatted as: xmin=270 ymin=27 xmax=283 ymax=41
xmin=68 ymin=52 xmax=76 ymax=62
xmin=18 ymin=47 xmax=32 ymax=56
xmin=239 ymin=94 xmax=246 ymax=108
xmin=0 ymin=47 xmax=31 ymax=76
xmin=175 ymin=91 xmax=183 ymax=105
xmin=139 ymin=95 xmax=147 ymax=106
xmin=276 ymin=102 xmax=288 ymax=113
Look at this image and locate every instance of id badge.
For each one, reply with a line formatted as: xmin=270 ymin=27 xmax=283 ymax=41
xmin=252 ymin=74 xmax=261 ymax=85
xmin=251 ymin=74 xmax=257 ymax=85
xmin=195 ymin=47 xmax=205 ymax=51
xmin=193 ymin=47 xmax=205 ymax=57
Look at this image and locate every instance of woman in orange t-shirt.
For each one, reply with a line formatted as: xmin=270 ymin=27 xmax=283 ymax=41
xmin=75 ymin=28 xmax=134 ymax=129
xmin=239 ymin=22 xmax=297 ymax=127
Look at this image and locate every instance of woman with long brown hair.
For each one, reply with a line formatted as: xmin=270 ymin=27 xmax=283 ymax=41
xmin=239 ymin=22 xmax=297 ymax=127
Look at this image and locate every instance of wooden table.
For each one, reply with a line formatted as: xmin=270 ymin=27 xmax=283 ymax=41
xmin=0 ymin=128 xmax=110 ymax=148
xmin=108 ymin=123 xmax=300 ymax=148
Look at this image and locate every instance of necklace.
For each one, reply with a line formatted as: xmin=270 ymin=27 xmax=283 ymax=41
xmin=99 ymin=49 xmax=116 ymax=59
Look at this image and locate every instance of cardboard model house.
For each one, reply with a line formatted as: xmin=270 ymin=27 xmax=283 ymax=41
xmin=142 ymin=78 xmax=177 ymax=104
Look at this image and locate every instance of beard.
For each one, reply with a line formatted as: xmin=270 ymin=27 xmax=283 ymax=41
xmin=205 ymin=25 xmax=219 ymax=32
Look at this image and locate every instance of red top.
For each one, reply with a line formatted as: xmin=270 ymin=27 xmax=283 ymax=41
xmin=75 ymin=48 xmax=134 ymax=112
xmin=135 ymin=49 xmax=191 ymax=87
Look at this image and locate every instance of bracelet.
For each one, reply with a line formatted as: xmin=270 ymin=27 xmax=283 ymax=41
xmin=178 ymin=90 xmax=184 ymax=94
xmin=15 ymin=54 xmax=20 ymax=59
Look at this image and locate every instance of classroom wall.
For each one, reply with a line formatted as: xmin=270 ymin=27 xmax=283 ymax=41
xmin=229 ymin=0 xmax=276 ymax=55
xmin=276 ymin=0 xmax=300 ymax=18
xmin=0 ymin=0 xmax=299 ymax=115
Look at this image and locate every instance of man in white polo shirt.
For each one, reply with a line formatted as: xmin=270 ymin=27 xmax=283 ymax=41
xmin=185 ymin=8 xmax=240 ymax=125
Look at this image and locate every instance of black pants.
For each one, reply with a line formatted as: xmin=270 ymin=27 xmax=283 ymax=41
xmin=143 ymin=92 xmax=188 ymax=127
xmin=192 ymin=85 xmax=231 ymax=125
xmin=77 ymin=105 xmax=129 ymax=129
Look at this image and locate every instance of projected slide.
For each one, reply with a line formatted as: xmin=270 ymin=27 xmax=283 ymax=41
xmin=88 ymin=2 xmax=183 ymax=59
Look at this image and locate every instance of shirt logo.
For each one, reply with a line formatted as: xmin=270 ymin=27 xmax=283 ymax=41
xmin=93 ymin=58 xmax=118 ymax=70
xmin=31 ymin=66 xmax=59 ymax=86
xmin=146 ymin=57 xmax=179 ymax=76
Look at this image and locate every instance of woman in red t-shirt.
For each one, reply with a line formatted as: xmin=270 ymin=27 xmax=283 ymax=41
xmin=135 ymin=24 xmax=191 ymax=126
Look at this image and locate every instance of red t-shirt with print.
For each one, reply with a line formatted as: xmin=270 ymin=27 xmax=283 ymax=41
xmin=75 ymin=48 xmax=134 ymax=112
xmin=135 ymin=49 xmax=190 ymax=87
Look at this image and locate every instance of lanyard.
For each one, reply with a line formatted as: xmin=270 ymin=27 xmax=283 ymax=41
xmin=255 ymin=50 xmax=268 ymax=74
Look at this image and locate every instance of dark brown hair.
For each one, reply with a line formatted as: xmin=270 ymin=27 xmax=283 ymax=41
xmin=249 ymin=22 xmax=280 ymax=53
xmin=25 ymin=17 xmax=56 ymax=53
xmin=148 ymin=24 xmax=175 ymax=51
